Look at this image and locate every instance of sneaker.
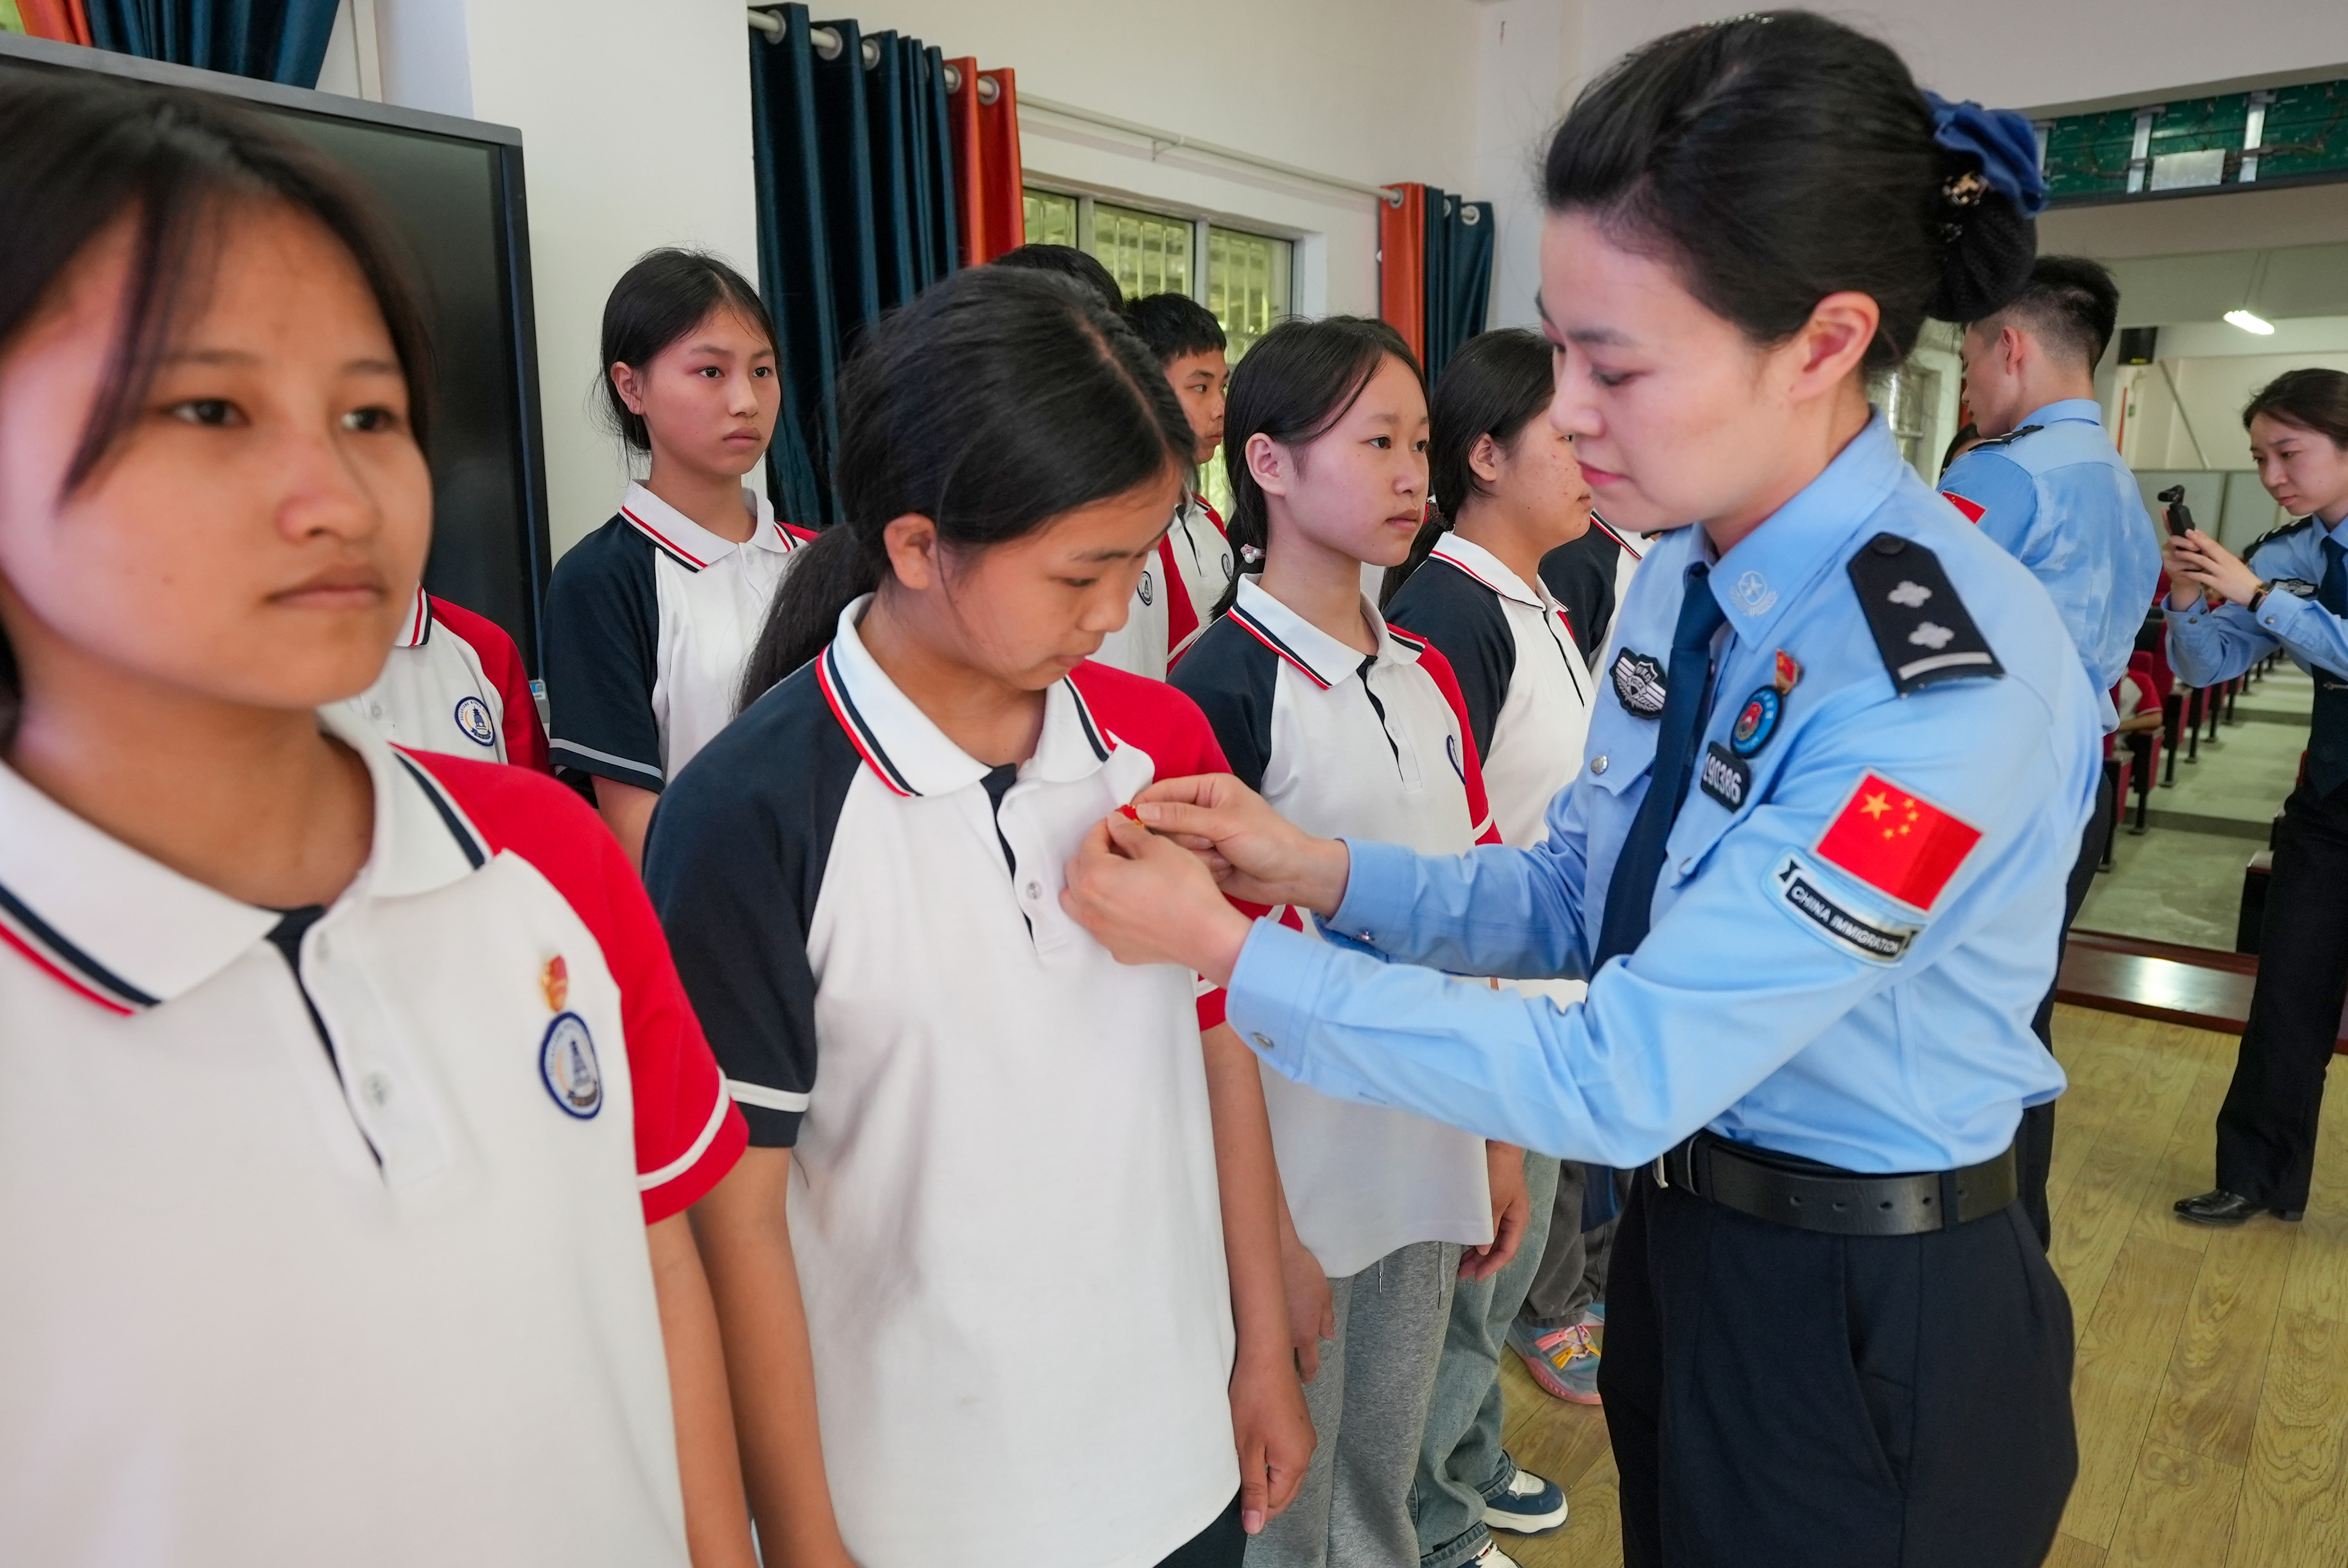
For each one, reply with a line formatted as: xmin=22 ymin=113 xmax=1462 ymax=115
xmin=1482 ymin=1461 xmax=1568 ymax=1535
xmin=1469 ymin=1541 xmax=1521 ymax=1567
xmin=1508 ymin=1317 xmax=1602 ymax=1405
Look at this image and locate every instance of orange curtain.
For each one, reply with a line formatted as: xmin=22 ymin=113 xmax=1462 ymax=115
xmin=1379 ymin=184 xmax=1427 ymax=365
xmin=19 ymin=0 xmax=92 ymax=43
xmin=948 ymin=60 xmax=1024 ymax=265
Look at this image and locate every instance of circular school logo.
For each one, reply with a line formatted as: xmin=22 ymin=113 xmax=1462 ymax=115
xmin=1138 ymin=569 xmax=1156 ymax=607
xmin=540 ymin=1012 xmax=603 ymax=1118
xmin=454 ymin=696 xmax=497 ymax=747
xmin=1730 ymin=687 xmax=1781 ymax=757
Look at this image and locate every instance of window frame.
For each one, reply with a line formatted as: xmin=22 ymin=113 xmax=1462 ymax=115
xmin=1020 ymin=178 xmax=1295 ymax=332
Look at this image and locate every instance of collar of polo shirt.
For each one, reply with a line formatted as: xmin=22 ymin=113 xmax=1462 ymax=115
xmin=0 ymin=706 xmax=488 ymax=1015
xmin=817 ymin=594 xmax=1115 ymax=799
xmin=619 ymin=479 xmax=796 ymax=572
xmin=393 ymin=583 xmax=435 ymax=649
xmin=1227 ymin=574 xmax=1422 ymax=692
xmin=1430 ymin=533 xmax=1552 ymax=612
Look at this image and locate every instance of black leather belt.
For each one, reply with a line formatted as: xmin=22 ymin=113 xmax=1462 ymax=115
xmin=1651 ymin=1130 xmax=2017 ymax=1236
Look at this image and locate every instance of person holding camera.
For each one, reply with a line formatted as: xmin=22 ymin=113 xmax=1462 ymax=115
xmin=1938 ymin=255 xmax=2162 ymax=1247
xmin=2167 ymin=369 xmax=2348 ymax=1227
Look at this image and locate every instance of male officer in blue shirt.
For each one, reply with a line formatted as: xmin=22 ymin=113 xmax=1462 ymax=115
xmin=1939 ymin=255 xmax=2163 ymax=1245
xmin=1065 ymin=410 xmax=2098 ymax=1568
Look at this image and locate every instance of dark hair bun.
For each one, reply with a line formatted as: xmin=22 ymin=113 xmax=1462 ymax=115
xmin=1928 ymin=162 xmax=2038 ymax=322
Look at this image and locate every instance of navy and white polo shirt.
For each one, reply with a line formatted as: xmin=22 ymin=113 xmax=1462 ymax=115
xmin=1388 ymin=533 xmax=1595 ymax=848
xmin=0 ymin=705 xmax=744 ymax=1565
xmin=354 ymin=586 xmax=549 ymax=770
xmin=543 ymin=479 xmax=814 ymax=793
xmin=1093 ymin=493 xmax=1237 ymax=680
xmin=1171 ymin=576 xmax=1500 ymax=1277
xmin=643 ymin=599 xmax=1240 ymax=1568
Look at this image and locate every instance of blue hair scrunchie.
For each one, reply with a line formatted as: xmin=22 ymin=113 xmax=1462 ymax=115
xmin=1924 ymin=91 xmax=2048 ymax=218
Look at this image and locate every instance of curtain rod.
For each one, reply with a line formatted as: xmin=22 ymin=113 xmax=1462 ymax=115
xmin=1018 ymin=92 xmax=1396 ymax=203
xmin=745 ymin=8 xmax=993 ymax=99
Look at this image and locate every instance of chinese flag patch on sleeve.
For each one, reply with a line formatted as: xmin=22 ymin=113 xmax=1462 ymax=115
xmin=1940 ymin=491 xmax=1987 ymax=525
xmin=1814 ymin=772 xmax=1984 ymax=910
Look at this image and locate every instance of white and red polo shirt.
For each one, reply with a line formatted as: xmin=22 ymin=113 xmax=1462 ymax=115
xmin=1172 ymin=576 xmax=1500 ymax=1277
xmin=1093 ymin=493 xmax=1237 ymax=680
xmin=353 ymin=586 xmax=549 ymax=769
xmin=0 ymin=705 xmax=744 ymax=1566
xmin=1387 ymin=534 xmax=1595 ymax=849
xmin=643 ymin=598 xmax=1239 ymax=1568
xmin=543 ymin=479 xmax=813 ymax=794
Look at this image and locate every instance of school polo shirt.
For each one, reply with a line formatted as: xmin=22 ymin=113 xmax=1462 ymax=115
xmin=1093 ymin=493 xmax=1237 ymax=679
xmin=0 ymin=706 xmax=745 ymax=1567
xmin=1171 ymin=576 xmax=1498 ymax=1277
xmin=643 ymin=599 xmax=1239 ymax=1568
xmin=353 ymin=586 xmax=550 ymax=768
xmin=544 ymin=479 xmax=813 ymax=792
xmin=1388 ymin=534 xmax=1597 ymax=848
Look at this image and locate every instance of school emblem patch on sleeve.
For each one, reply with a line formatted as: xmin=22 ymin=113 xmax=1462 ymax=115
xmin=1610 ymin=649 xmax=1667 ymax=717
xmin=1813 ymin=772 xmax=1983 ymax=911
xmin=541 ymin=1013 xmax=603 ymax=1118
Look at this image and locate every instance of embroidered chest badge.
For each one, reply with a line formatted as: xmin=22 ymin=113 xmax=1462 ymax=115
xmin=1610 ymin=649 xmax=1667 ymax=717
xmin=1729 ymin=649 xmax=1804 ymax=759
xmin=454 ymin=695 xmax=497 ymax=747
xmin=538 ymin=955 xmax=602 ymax=1119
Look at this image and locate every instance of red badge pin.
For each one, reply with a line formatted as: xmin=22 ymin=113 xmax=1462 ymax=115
xmin=540 ymin=954 xmax=569 ymax=1014
xmin=1773 ymin=649 xmax=1802 ymax=695
xmin=1814 ymin=772 xmax=1981 ymax=910
xmin=1941 ymin=491 xmax=1987 ymax=525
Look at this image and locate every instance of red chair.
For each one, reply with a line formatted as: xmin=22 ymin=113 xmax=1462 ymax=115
xmin=2120 ymin=652 xmax=2163 ymax=834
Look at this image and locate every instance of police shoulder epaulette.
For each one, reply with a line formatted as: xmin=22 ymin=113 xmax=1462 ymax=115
xmin=2241 ymin=513 xmax=2316 ymax=565
xmin=1969 ymin=424 xmax=2042 ymax=452
xmin=1846 ymin=533 xmax=2005 ymax=694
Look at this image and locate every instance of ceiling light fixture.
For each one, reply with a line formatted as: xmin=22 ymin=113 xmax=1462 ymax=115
xmin=2225 ymin=308 xmax=2276 ymax=336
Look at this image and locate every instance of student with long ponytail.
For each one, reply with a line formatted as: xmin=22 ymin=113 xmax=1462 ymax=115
xmin=648 ymin=266 xmax=1310 ymax=1568
xmin=1067 ymin=13 xmax=2094 ymax=1564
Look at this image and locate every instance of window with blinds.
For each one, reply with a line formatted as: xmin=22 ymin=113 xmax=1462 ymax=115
xmin=1206 ymin=227 xmax=1290 ymax=362
xmin=1090 ymin=203 xmax=1194 ymax=300
xmin=1022 ymin=189 xmax=1079 ymax=250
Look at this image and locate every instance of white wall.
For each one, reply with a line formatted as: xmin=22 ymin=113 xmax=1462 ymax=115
xmin=2119 ymin=350 xmax=2348 ymax=471
xmin=373 ymin=0 xmax=762 ymax=556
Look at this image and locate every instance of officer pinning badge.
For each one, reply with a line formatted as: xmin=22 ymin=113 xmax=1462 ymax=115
xmin=537 ymin=955 xmax=601 ymax=1119
xmin=1611 ymin=649 xmax=1667 ymax=717
xmin=454 ymin=695 xmax=497 ymax=747
xmin=1699 ymin=742 xmax=1750 ymax=811
xmin=1845 ymin=534 xmax=2003 ymax=694
xmin=1770 ymin=853 xmax=1918 ymax=964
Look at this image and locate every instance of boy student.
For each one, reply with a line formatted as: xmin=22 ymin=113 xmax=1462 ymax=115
xmin=1093 ymin=293 xmax=1237 ymax=679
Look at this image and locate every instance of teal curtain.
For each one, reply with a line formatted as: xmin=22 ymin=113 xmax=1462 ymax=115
xmin=86 ymin=0 xmax=338 ymax=86
xmin=749 ymin=4 xmax=960 ymax=528
xmin=1419 ymin=188 xmax=1495 ymax=384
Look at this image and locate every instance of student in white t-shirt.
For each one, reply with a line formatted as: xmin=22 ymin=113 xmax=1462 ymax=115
xmin=646 ymin=267 xmax=1312 ymax=1568
xmin=1093 ymin=293 xmax=1236 ymax=678
xmin=1169 ymin=317 xmax=1522 ymax=1568
xmin=544 ymin=250 xmax=810 ymax=864
xmin=1381 ymin=329 xmax=1602 ymax=1565
xmin=0 ymin=79 xmax=754 ymax=1567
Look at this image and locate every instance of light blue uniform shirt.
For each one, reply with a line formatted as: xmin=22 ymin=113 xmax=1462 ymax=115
xmin=1225 ymin=416 xmax=2099 ymax=1175
xmin=1939 ymin=398 xmax=2163 ymax=733
xmin=2163 ymin=513 xmax=2348 ymax=687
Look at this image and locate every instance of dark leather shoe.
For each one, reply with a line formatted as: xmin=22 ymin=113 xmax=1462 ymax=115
xmin=2174 ymin=1189 xmax=2300 ymax=1226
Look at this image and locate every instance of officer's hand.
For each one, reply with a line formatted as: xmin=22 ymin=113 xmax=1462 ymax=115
xmin=1063 ymin=812 xmax=1255 ymax=983
xmin=2170 ymin=528 xmax=2260 ymax=608
xmin=2160 ymin=528 xmax=2207 ymax=610
xmin=1131 ymin=774 xmax=1353 ymax=916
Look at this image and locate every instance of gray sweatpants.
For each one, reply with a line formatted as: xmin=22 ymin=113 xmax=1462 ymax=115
xmin=1245 ymin=1241 xmax=1462 ymax=1568
xmin=1518 ymin=1161 xmax=1617 ymax=1330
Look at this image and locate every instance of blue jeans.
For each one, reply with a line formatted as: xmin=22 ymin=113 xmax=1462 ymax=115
xmin=1410 ymin=1153 xmax=1562 ymax=1568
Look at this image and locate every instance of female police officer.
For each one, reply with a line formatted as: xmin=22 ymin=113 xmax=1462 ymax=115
xmin=1063 ymin=15 xmax=2097 ymax=1568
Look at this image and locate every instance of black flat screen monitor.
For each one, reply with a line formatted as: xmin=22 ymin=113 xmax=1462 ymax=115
xmin=0 ymin=33 xmax=552 ymax=673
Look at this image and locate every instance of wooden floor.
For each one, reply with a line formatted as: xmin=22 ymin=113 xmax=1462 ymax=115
xmin=1499 ymin=1004 xmax=2348 ymax=1568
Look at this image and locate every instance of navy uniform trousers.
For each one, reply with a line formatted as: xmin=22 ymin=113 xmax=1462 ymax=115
xmin=2216 ymin=778 xmax=2348 ymax=1214
xmin=1598 ymin=1174 xmax=2077 ymax=1568
xmin=2017 ymin=764 xmax=2118 ymax=1247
